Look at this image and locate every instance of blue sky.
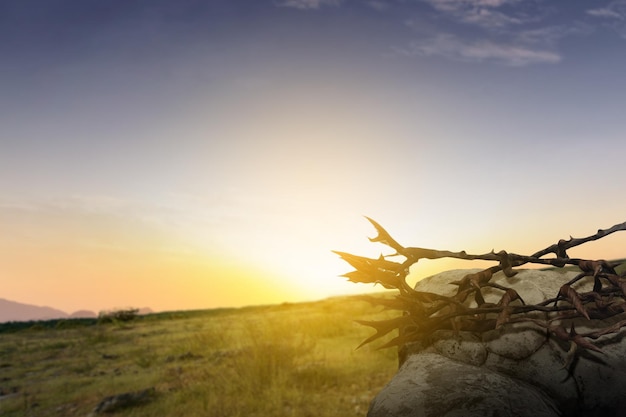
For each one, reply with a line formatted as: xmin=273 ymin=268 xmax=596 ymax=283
xmin=2 ymin=0 xmax=626 ymax=312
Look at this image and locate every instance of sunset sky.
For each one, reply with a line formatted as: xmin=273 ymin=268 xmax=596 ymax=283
xmin=3 ymin=0 xmax=626 ymax=314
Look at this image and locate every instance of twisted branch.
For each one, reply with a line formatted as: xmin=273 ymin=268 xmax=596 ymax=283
xmin=336 ymin=219 xmax=626 ymax=367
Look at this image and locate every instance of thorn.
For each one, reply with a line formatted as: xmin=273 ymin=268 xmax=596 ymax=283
xmin=560 ymin=341 xmax=577 ymax=370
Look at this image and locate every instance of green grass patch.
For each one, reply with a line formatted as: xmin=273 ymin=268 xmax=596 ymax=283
xmin=0 ymin=294 xmax=398 ymax=417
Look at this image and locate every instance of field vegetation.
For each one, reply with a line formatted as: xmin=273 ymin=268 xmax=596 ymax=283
xmin=0 ymin=295 xmax=397 ymax=417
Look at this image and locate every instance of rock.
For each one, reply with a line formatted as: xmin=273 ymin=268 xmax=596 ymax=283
xmin=369 ymin=353 xmax=560 ymax=417
xmin=430 ymin=331 xmax=487 ymax=366
xmin=90 ymin=387 xmax=156 ymax=415
xmin=368 ymin=269 xmax=626 ymax=417
xmin=482 ymin=322 xmax=546 ymax=360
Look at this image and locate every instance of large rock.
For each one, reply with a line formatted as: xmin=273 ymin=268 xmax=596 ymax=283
xmin=368 ymin=269 xmax=626 ymax=417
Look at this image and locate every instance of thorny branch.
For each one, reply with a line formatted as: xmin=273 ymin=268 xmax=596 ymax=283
xmin=335 ymin=219 xmax=626 ymax=367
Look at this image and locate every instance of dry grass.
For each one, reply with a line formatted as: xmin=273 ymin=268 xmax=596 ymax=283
xmin=0 ymin=295 xmax=397 ymax=417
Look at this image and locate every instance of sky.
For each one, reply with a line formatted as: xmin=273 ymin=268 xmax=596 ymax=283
xmin=2 ymin=0 xmax=626 ymax=314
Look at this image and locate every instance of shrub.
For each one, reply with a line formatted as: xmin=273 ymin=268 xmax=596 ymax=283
xmin=98 ymin=308 xmax=140 ymax=324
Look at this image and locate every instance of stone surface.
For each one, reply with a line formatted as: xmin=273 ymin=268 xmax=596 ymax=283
xmin=368 ymin=269 xmax=626 ymax=417
xmin=368 ymin=353 xmax=560 ymax=417
xmin=482 ymin=323 xmax=546 ymax=360
xmin=430 ymin=331 xmax=487 ymax=367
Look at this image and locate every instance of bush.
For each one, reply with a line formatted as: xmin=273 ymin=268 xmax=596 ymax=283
xmin=98 ymin=308 xmax=140 ymax=324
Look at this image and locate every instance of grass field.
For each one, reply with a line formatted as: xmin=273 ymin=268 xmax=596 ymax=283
xmin=0 ymin=295 xmax=398 ymax=417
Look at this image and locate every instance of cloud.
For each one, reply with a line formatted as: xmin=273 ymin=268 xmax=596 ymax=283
xmin=422 ymin=0 xmax=530 ymax=28
xmin=426 ymin=0 xmax=514 ymax=12
xmin=516 ymin=23 xmax=594 ymax=46
xmin=367 ymin=1 xmax=389 ymax=11
xmin=587 ymin=8 xmax=623 ymax=19
xmin=397 ymin=33 xmax=561 ymax=66
xmin=405 ymin=1 xmax=594 ymax=65
xmin=587 ymin=1 xmax=626 ymax=19
xmin=0 ymin=195 xmax=180 ymax=235
xmin=587 ymin=1 xmax=626 ymax=39
xmin=462 ymin=7 xmax=524 ymax=27
xmin=275 ymin=0 xmax=342 ymax=9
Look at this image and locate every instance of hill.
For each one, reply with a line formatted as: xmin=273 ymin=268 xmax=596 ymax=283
xmin=0 ymin=298 xmax=70 ymax=322
xmin=0 ymin=299 xmax=157 ymax=323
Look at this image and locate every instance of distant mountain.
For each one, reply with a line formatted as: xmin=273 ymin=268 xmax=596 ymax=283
xmin=0 ymin=299 xmax=154 ymax=323
xmin=0 ymin=298 xmax=69 ymax=323
xmin=138 ymin=307 xmax=153 ymax=315
xmin=69 ymin=309 xmax=97 ymax=319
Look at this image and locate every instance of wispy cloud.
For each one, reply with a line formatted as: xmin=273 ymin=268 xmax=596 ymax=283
xmin=400 ymin=1 xmax=595 ymax=66
xmin=396 ymin=33 xmax=561 ymax=66
xmin=587 ymin=1 xmax=626 ymax=19
xmin=462 ymin=7 xmax=524 ymax=27
xmin=587 ymin=1 xmax=626 ymax=38
xmin=426 ymin=0 xmax=514 ymax=13
xmin=516 ymin=23 xmax=594 ymax=46
xmin=367 ymin=1 xmax=389 ymax=11
xmin=276 ymin=0 xmax=342 ymax=10
xmin=422 ymin=0 xmax=531 ymax=29
xmin=587 ymin=8 xmax=623 ymax=19
xmin=0 ymin=195 xmax=183 ymax=233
